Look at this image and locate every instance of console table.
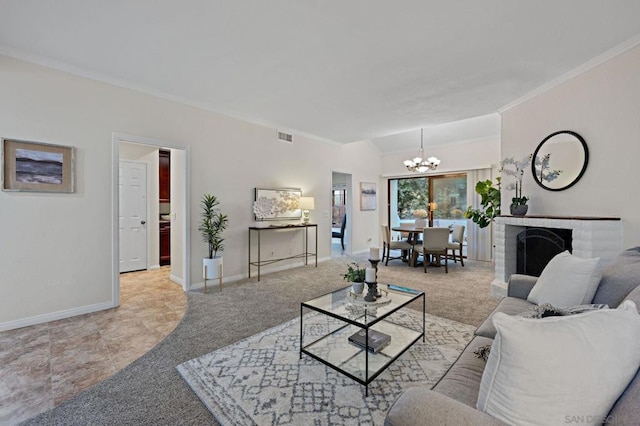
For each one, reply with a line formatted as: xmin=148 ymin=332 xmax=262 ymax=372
xmin=248 ymin=223 xmax=318 ymax=281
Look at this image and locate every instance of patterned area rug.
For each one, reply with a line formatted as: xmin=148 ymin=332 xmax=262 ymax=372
xmin=177 ymin=310 xmax=475 ymax=425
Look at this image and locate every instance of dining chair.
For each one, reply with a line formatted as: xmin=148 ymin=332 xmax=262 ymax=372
xmin=419 ymin=227 xmax=450 ymax=273
xmin=447 ymin=225 xmax=465 ymax=266
xmin=332 ymin=214 xmax=347 ymax=249
xmin=381 ymin=225 xmax=414 ymax=265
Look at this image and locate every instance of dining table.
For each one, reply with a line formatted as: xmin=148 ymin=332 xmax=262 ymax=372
xmin=391 ymin=225 xmax=449 ymax=267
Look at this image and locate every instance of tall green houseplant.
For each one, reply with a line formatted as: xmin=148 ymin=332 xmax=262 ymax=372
xmin=464 ymin=177 xmax=501 ymax=228
xmin=199 ymin=194 xmax=229 ymax=259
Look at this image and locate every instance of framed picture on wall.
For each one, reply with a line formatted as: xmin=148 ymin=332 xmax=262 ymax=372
xmin=360 ymin=182 xmax=377 ymax=211
xmin=254 ymin=187 xmax=302 ymax=220
xmin=2 ymin=138 xmax=75 ymax=193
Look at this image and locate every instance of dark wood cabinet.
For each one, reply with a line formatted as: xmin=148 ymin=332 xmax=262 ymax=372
xmin=160 ymin=222 xmax=171 ymax=266
xmin=159 ymin=150 xmax=171 ymax=202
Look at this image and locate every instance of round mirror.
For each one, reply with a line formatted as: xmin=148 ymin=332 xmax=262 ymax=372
xmin=531 ymin=130 xmax=589 ymax=191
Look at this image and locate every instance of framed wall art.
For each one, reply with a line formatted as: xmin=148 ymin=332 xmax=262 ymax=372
xmin=360 ymin=182 xmax=377 ymax=211
xmin=2 ymin=138 xmax=75 ymax=193
xmin=254 ymin=187 xmax=302 ymax=220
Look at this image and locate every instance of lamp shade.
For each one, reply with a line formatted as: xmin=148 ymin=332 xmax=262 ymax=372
xmin=299 ymin=196 xmax=315 ymax=210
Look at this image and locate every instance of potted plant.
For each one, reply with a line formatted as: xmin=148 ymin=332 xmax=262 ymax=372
xmin=343 ymin=262 xmax=366 ymax=294
xmin=464 ymin=177 xmax=501 ymax=228
xmin=198 ymin=194 xmax=229 ymax=280
xmin=500 ymin=155 xmax=532 ymax=216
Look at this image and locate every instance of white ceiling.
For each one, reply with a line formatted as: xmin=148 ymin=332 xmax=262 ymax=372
xmin=1 ymin=1 xmax=640 ymax=150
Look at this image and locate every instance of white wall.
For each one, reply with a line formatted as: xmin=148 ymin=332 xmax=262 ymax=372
xmin=501 ymin=44 xmax=640 ymax=248
xmin=0 ymin=55 xmax=381 ymax=329
xmin=381 ymin=137 xmax=500 ymax=178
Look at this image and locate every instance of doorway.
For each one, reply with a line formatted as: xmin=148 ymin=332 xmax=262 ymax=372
xmin=331 ymin=171 xmax=352 ymax=257
xmin=112 ymin=133 xmax=190 ymax=308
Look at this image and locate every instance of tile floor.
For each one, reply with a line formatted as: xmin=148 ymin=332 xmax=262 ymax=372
xmin=0 ymin=267 xmax=186 ymax=425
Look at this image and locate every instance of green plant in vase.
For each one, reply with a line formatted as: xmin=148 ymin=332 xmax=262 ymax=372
xmin=464 ymin=177 xmax=501 ymax=228
xmin=343 ymin=262 xmax=366 ymax=295
xmin=343 ymin=262 xmax=366 ymax=282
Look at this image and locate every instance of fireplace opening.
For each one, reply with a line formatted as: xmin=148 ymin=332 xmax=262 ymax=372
xmin=516 ymin=227 xmax=572 ymax=277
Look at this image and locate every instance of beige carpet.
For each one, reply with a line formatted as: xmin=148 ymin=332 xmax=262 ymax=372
xmin=23 ymin=256 xmax=498 ymax=425
xmin=372 ymin=257 xmax=499 ymax=326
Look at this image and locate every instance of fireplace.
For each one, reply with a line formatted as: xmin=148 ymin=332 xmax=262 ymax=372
xmin=492 ymin=216 xmax=622 ymax=297
xmin=516 ymin=227 xmax=572 ymax=276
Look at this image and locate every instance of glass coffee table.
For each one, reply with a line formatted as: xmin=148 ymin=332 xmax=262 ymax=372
xmin=300 ymin=284 xmax=425 ymax=396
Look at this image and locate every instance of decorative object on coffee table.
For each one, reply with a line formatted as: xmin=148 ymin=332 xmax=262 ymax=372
xmin=343 ymin=262 xmax=366 ymax=294
xmin=365 ymin=267 xmax=378 ymax=302
xmin=367 ymin=247 xmax=382 ymax=299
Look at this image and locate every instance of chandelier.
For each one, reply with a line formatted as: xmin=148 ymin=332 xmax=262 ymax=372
xmin=403 ymin=128 xmax=440 ymax=172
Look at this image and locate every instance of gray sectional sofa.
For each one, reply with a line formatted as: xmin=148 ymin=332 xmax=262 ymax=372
xmin=385 ymin=247 xmax=640 ymax=425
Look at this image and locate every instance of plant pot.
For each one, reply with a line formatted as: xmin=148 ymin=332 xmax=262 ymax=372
xmin=414 ymin=218 xmax=427 ymax=228
xmin=510 ymin=204 xmax=528 ymax=216
xmin=351 ymin=281 xmax=365 ymax=295
xmin=203 ymin=257 xmax=222 ymax=279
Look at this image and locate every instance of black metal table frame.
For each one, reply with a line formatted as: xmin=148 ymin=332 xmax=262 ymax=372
xmin=299 ymin=285 xmax=425 ymax=396
xmin=248 ymin=223 xmax=318 ymax=281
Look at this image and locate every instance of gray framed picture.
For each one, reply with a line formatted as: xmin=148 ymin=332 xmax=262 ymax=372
xmin=254 ymin=188 xmax=302 ymax=220
xmin=2 ymin=138 xmax=75 ymax=193
xmin=360 ymin=182 xmax=377 ymax=211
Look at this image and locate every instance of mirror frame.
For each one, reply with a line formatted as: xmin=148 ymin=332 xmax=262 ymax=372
xmin=531 ymin=130 xmax=589 ymax=192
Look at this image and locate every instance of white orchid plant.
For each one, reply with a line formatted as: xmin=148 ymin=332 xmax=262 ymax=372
xmin=499 ymin=155 xmax=532 ymax=207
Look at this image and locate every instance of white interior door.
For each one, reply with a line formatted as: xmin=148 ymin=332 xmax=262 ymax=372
xmin=119 ymin=160 xmax=148 ymax=273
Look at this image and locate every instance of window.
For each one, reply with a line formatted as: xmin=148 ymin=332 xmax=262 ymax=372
xmin=389 ymin=174 xmax=467 ymax=254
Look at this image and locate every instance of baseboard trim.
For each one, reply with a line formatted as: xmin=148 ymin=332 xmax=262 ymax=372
xmin=190 ymin=257 xmax=332 ymax=291
xmin=170 ymin=274 xmax=184 ymax=285
xmin=0 ymin=301 xmax=115 ymax=332
xmin=149 ymin=264 xmax=161 ymax=270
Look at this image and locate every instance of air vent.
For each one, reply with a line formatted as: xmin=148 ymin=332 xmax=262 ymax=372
xmin=277 ymin=130 xmax=293 ymax=143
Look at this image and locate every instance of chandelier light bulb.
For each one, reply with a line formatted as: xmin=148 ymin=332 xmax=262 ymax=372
xmin=403 ymin=128 xmax=441 ymax=173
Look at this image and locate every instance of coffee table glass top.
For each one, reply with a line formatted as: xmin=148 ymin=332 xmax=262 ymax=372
xmin=302 ymin=284 xmax=422 ymax=326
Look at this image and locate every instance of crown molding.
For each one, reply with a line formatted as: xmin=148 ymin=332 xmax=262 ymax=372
xmin=498 ymin=34 xmax=640 ymax=114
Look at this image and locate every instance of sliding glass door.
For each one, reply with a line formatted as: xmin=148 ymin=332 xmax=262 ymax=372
xmin=388 ymin=174 xmax=467 ymax=254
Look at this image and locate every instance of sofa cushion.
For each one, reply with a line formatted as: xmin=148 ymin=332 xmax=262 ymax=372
xmin=606 ymin=366 xmax=640 ymax=426
xmin=474 ymin=297 xmax=534 ymax=339
xmin=476 ymin=301 xmax=640 ymax=426
xmin=430 ymin=335 xmax=493 ymax=407
xmin=385 ymin=388 xmax=507 ymax=426
xmin=593 ymin=246 xmax=640 ymax=307
xmin=527 ymin=251 xmax=602 ymax=306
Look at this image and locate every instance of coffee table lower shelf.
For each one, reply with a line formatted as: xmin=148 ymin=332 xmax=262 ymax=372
xmin=300 ymin=319 xmax=424 ymax=396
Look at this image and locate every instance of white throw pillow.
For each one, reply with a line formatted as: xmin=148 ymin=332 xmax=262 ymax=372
xmin=477 ymin=301 xmax=640 ymax=426
xmin=527 ymin=251 xmax=602 ymax=306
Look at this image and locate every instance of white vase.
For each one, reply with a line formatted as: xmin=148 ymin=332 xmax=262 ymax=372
xmin=414 ymin=218 xmax=427 ymax=228
xmin=351 ymin=281 xmax=365 ymax=294
xmin=203 ymin=257 xmax=223 ymax=279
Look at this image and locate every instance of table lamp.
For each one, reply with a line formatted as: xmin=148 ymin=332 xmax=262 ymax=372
xmin=299 ymin=197 xmax=315 ymax=224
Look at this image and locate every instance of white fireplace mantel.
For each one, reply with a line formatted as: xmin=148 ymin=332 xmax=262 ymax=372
xmin=492 ymin=215 xmax=622 ymax=298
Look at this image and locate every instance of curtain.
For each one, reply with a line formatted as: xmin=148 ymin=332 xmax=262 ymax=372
xmin=466 ymin=168 xmax=494 ymax=261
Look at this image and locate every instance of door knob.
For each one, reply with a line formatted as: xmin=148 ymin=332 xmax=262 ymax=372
xmin=141 ymin=220 xmax=146 ymax=225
